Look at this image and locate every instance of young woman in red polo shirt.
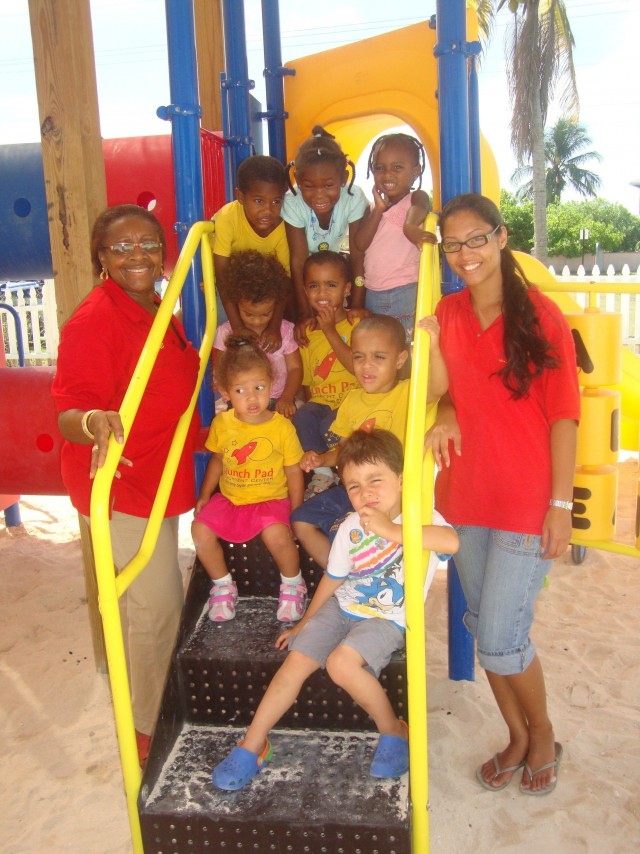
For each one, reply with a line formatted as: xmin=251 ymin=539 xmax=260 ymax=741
xmin=421 ymin=193 xmax=580 ymax=797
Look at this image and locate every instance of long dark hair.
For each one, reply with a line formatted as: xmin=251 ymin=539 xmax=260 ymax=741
xmin=286 ymin=126 xmax=356 ymax=196
xmin=440 ymin=194 xmax=558 ymax=398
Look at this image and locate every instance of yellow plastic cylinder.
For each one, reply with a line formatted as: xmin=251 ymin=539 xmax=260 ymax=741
xmin=636 ymin=474 xmax=640 ymax=551
xmin=565 ymin=311 xmax=622 ymax=387
xmin=576 ymin=388 xmax=620 ymax=467
xmin=572 ymin=465 xmax=618 ymax=541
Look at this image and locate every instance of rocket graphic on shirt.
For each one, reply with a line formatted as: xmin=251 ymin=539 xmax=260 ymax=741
xmin=231 ymin=440 xmax=258 ymax=464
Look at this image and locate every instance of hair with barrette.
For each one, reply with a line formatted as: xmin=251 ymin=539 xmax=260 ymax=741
xmin=216 ymin=332 xmax=273 ymax=391
xmin=286 ymin=125 xmax=356 ymax=196
xmin=367 ymin=132 xmax=427 ymax=190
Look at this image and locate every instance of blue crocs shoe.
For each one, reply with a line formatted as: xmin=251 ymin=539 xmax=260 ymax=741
xmin=370 ymin=722 xmax=409 ymax=778
xmin=212 ymin=739 xmax=272 ymax=791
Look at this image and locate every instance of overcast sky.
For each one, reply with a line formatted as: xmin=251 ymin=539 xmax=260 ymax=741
xmin=1 ymin=0 xmax=638 ymax=213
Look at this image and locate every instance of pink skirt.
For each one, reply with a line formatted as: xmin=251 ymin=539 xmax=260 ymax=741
xmin=195 ymin=493 xmax=292 ymax=542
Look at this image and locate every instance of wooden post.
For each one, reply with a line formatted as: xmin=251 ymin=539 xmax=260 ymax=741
xmin=194 ymin=0 xmax=225 ymax=131
xmin=28 ymin=0 xmax=107 ymax=326
xmin=28 ymin=0 xmax=108 ymax=671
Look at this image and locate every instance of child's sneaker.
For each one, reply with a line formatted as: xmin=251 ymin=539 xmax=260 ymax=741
xmin=303 ymin=471 xmax=339 ymax=501
xmin=277 ymin=579 xmax=307 ymax=622
xmin=208 ymin=579 xmax=238 ymax=622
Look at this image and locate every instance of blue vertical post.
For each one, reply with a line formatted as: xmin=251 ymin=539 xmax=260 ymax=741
xmin=468 ymin=51 xmax=483 ymax=195
xmin=221 ymin=0 xmax=254 ymax=198
xmin=435 ymin=0 xmax=476 ymax=681
xmin=259 ymin=0 xmax=294 ymax=163
xmin=160 ymin=0 xmax=213 ymax=448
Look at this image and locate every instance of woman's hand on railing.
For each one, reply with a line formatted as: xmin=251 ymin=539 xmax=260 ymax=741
xmin=89 ymin=410 xmax=130 ymax=480
xmin=424 ymin=395 xmax=461 ymax=470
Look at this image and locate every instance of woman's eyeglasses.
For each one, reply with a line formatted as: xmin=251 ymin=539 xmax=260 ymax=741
xmin=103 ymin=241 xmax=162 ymax=255
xmin=441 ymin=224 xmax=501 ymax=254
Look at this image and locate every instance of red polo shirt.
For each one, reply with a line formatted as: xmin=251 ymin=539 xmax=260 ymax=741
xmin=434 ymin=286 xmax=580 ymax=535
xmin=52 ymin=278 xmax=201 ymax=517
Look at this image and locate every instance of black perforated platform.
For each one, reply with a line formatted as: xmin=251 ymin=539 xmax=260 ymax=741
xmin=138 ymin=550 xmax=411 ymax=853
xmin=140 ymin=725 xmax=409 ymax=854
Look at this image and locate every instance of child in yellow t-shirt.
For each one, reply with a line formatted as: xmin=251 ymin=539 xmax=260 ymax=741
xmin=212 ymin=155 xmax=290 ymax=351
xmin=192 ymin=334 xmax=305 ymax=624
xmin=292 ymin=251 xmax=360 ymax=499
xmin=292 ymin=314 xmax=448 ymax=568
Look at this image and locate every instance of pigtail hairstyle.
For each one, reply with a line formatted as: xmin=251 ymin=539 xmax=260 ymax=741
xmin=216 ymin=332 xmax=273 ymax=392
xmin=367 ymin=133 xmax=427 ymax=190
xmin=440 ymin=194 xmax=558 ymax=399
xmin=288 ymin=125 xmax=356 ymax=196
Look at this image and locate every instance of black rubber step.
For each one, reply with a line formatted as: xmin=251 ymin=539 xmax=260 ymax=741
xmin=139 ymin=723 xmax=410 ymax=854
xmin=177 ymin=573 xmax=407 ymax=730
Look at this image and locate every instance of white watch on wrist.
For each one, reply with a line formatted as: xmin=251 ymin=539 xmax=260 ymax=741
xmin=549 ymin=498 xmax=573 ymax=511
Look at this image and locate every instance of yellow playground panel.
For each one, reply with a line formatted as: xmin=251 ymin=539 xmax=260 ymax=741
xmin=283 ymin=19 xmax=500 ymax=209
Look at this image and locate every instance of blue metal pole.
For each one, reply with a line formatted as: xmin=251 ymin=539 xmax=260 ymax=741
xmin=159 ymin=0 xmax=213 ymax=428
xmin=435 ymin=0 xmax=476 ymax=681
xmin=221 ymin=0 xmax=254 ymax=193
xmin=258 ymin=0 xmax=295 ymax=163
xmin=468 ymin=52 xmax=483 ymax=195
xmin=4 ymin=502 xmax=22 ymax=527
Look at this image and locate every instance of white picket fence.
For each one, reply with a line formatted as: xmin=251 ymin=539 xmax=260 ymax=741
xmin=0 ymin=280 xmax=59 ymax=365
xmin=1 ymin=265 xmax=640 ymax=365
xmin=547 ymin=263 xmax=640 ymax=353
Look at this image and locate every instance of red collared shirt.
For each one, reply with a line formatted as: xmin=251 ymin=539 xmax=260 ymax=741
xmin=52 ymin=278 xmax=201 ymax=517
xmin=435 ymin=286 xmax=580 ymax=534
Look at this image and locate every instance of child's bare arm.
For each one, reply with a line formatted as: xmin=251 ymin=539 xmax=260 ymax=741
xmin=418 ymin=315 xmax=448 ymax=402
xmin=422 ymin=523 xmax=459 ymax=555
xmin=260 ymin=299 xmax=285 ymax=353
xmin=213 ymin=255 xmax=243 ymax=331
xmin=352 ymin=200 xmax=385 ymax=252
xmin=315 ymin=310 xmax=354 ymax=374
xmin=276 ymin=350 xmax=303 ymax=418
xmin=403 ymin=190 xmax=437 ymax=248
xmin=285 ymin=223 xmax=312 ymax=321
xmin=195 ymin=453 xmax=223 ymax=513
xmin=299 ymin=441 xmax=342 ymax=473
xmin=285 ymin=463 xmax=304 ymax=512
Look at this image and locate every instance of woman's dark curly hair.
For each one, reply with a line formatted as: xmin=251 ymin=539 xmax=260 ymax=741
xmin=222 ymin=249 xmax=290 ymax=306
xmin=286 ymin=125 xmax=356 ymax=196
xmin=440 ymin=193 xmax=558 ymax=398
xmin=91 ymin=204 xmax=165 ymax=277
xmin=216 ymin=332 xmax=273 ymax=391
xmin=367 ymin=132 xmax=426 ymax=190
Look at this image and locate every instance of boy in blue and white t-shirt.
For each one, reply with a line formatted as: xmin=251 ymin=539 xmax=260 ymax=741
xmin=211 ymin=429 xmax=459 ymax=791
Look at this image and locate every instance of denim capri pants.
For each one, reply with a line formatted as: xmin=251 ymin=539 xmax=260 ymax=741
xmin=453 ymin=526 xmax=551 ymax=676
xmin=365 ymin=282 xmax=417 ymax=340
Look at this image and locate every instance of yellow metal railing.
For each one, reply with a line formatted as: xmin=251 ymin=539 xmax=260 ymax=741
xmin=90 ymin=221 xmax=216 ymax=854
xmin=404 ymin=213 xmax=441 ymax=854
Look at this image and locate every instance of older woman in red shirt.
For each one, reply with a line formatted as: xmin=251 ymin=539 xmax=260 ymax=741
xmin=52 ymin=204 xmax=200 ymax=766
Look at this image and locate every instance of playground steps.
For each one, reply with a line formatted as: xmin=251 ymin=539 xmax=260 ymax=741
xmin=138 ymin=541 xmax=411 ymax=854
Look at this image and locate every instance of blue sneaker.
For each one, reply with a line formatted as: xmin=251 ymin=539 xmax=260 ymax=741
xmin=212 ymin=739 xmax=272 ymax=791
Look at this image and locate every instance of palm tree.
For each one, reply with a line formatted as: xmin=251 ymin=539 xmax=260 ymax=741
xmin=512 ymin=117 xmax=602 ymax=204
xmin=476 ymin=1 xmax=579 ymax=259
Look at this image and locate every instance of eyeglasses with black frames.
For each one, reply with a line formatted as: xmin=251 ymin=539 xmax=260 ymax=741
xmin=441 ymin=224 xmax=501 ymax=254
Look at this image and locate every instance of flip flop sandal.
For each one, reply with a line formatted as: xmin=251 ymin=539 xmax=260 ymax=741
xmin=212 ymin=739 xmax=272 ymax=791
xmin=520 ymin=742 xmax=563 ymax=796
xmin=476 ymin=754 xmax=526 ymax=791
xmin=370 ymin=721 xmax=409 ymax=778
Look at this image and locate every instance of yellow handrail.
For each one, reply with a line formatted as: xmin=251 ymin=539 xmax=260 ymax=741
xmin=90 ymin=221 xmax=216 ymax=854
xmin=404 ymin=213 xmax=441 ymax=854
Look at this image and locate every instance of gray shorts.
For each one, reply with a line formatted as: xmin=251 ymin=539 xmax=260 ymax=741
xmin=288 ymin=596 xmax=405 ymax=677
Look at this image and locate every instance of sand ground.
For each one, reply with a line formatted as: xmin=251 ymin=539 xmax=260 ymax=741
xmin=1 ymin=461 xmax=639 ymax=853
